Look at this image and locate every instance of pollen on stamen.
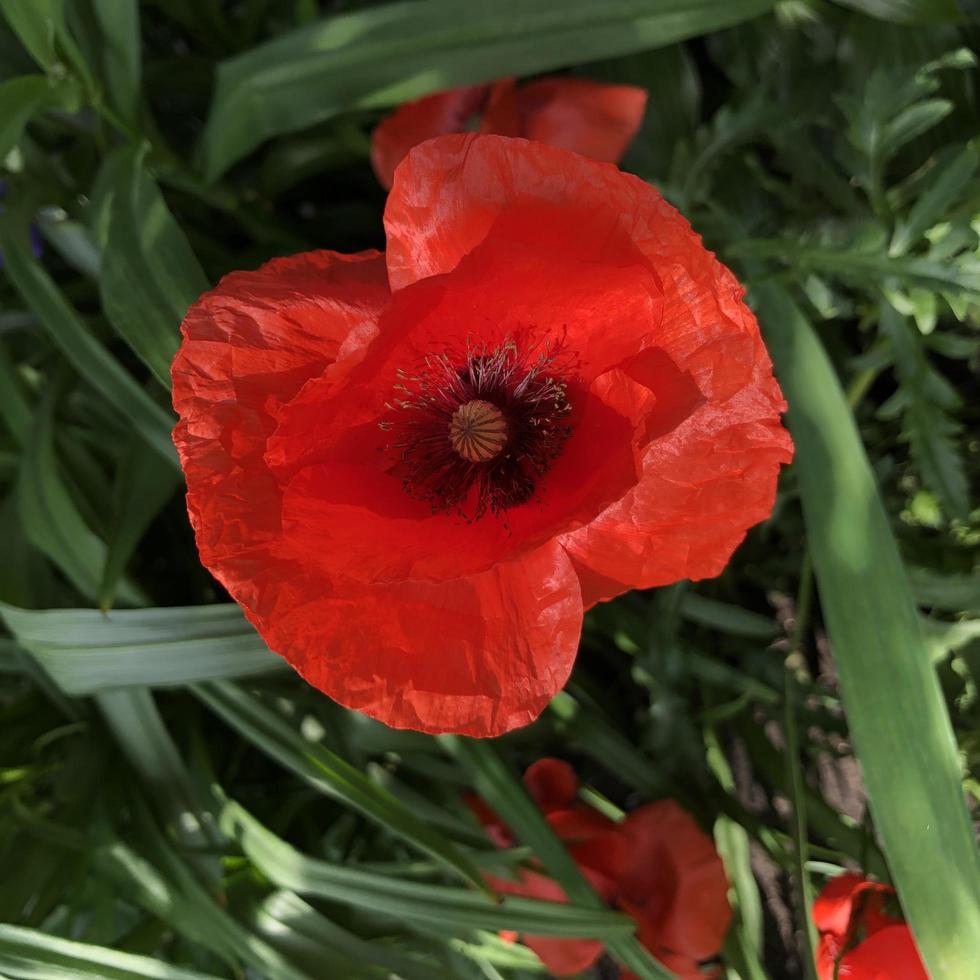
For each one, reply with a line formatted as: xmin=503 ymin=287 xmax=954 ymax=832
xmin=378 ymin=339 xmax=573 ymax=519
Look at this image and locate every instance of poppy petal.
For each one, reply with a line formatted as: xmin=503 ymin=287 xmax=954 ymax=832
xmin=523 ymin=758 xmax=579 ymax=813
xmin=516 ymin=77 xmax=647 ymax=164
xmin=172 ymin=249 xmax=389 ymax=584
xmin=838 ymin=925 xmax=928 ymax=980
xmin=370 ymin=84 xmax=491 ymax=189
xmin=490 ymin=869 xmax=605 ymax=976
xmin=617 ymin=801 xmax=732 ymax=961
xmin=253 ymin=538 xmax=583 ymax=736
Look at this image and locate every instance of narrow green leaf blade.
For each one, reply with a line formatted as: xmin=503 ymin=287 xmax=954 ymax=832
xmin=829 ymin=0 xmax=961 ymax=23
xmin=99 ymin=145 xmax=209 ymax=389
xmin=754 ymin=280 xmax=980 ymax=978
xmin=0 ymin=603 xmax=281 ymax=693
xmin=0 ymin=75 xmax=49 ymax=160
xmin=194 ymin=679 xmax=489 ymax=894
xmin=0 ymin=923 xmax=222 ymax=980
xmin=0 ymin=211 xmax=178 ymax=469
xmin=218 ymin=795 xmax=635 ymax=938
xmin=200 ymin=0 xmax=777 ymax=179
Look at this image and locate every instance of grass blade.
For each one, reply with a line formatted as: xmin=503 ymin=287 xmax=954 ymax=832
xmin=200 ymin=0 xmax=777 ymax=179
xmin=754 ymin=280 xmax=980 ymax=978
xmin=0 ymin=603 xmax=281 ymax=693
xmin=218 ymin=794 xmax=635 ymax=938
xmin=194 ymin=679 xmax=489 ymax=894
xmin=0 ymin=923 xmax=221 ymax=980
xmin=0 ymin=210 xmax=178 ymax=469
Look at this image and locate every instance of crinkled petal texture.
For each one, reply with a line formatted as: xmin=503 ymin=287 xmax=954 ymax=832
xmin=387 ymin=134 xmax=792 ymax=607
xmin=174 ymin=134 xmax=791 ymax=737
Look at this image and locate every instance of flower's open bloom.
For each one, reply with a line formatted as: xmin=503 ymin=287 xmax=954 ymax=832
xmin=371 ymin=76 xmax=648 ymax=188
xmin=469 ymin=758 xmax=732 ymax=977
xmin=173 ymin=134 xmax=792 ymax=736
xmin=813 ymin=873 xmax=927 ymax=979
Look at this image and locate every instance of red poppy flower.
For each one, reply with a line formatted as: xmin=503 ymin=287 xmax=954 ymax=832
xmin=813 ymin=873 xmax=927 ymax=979
xmin=172 ymin=134 xmax=792 ymax=737
xmin=470 ymin=759 xmax=732 ymax=977
xmin=371 ymin=76 xmax=648 ymax=188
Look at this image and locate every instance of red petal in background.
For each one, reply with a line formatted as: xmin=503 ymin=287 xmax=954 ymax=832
xmin=370 ymin=84 xmax=491 ymax=189
xmin=517 ymin=77 xmax=648 ymax=163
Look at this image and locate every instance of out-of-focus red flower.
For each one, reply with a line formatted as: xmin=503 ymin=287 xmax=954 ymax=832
xmin=173 ymin=134 xmax=792 ymax=737
xmin=813 ymin=873 xmax=928 ymax=980
xmin=371 ymin=76 xmax=648 ymax=188
xmin=470 ymin=758 xmax=731 ymax=977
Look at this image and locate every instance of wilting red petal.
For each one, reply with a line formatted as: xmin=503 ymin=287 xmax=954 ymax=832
xmin=524 ymin=758 xmax=579 ymax=813
xmin=516 ymin=77 xmax=647 ymax=163
xmin=371 ymin=84 xmax=490 ymax=189
xmin=490 ymin=869 xmax=605 ymax=976
xmin=838 ymin=925 xmax=928 ymax=980
xmin=617 ymin=800 xmax=732 ymax=961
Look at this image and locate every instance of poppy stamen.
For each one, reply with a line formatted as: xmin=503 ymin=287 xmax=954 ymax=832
xmin=380 ymin=340 xmax=573 ymax=519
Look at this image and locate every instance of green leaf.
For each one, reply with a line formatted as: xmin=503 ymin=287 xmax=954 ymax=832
xmin=754 ymin=280 xmax=980 ymax=979
xmin=16 ymin=390 xmax=110 ymax=602
xmin=193 ymin=679 xmax=489 ymax=894
xmin=909 ymin=568 xmax=980 ymax=613
xmin=90 ymin=0 xmax=141 ymax=123
xmin=890 ymin=142 xmax=979 ymax=255
xmin=199 ymin=0 xmax=778 ymax=179
xmin=0 ymin=923 xmax=222 ymax=980
xmin=0 ymin=0 xmax=64 ymax=69
xmin=0 ymin=75 xmax=50 ymax=161
xmin=0 ymin=209 xmax=179 ymax=470
xmin=828 ymin=0 xmax=962 ymax=24
xmin=443 ymin=738 xmax=676 ymax=980
xmin=0 ymin=603 xmax=281 ymax=693
xmin=99 ymin=435 xmax=182 ymax=610
xmin=732 ymin=238 xmax=980 ymax=298
xmin=880 ymin=302 xmax=969 ymax=519
xmin=99 ymin=145 xmax=209 ymax=389
xmin=254 ymin=890 xmax=438 ymax=980
xmin=218 ymin=793 xmax=635 ymax=938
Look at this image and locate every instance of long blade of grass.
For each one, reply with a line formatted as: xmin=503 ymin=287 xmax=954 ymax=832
xmin=199 ymin=0 xmax=777 ymax=179
xmin=193 ymin=679 xmax=489 ymax=894
xmin=0 ymin=603 xmax=281 ymax=693
xmin=754 ymin=280 xmax=980 ymax=978
xmin=0 ymin=923 xmax=221 ymax=980
xmin=0 ymin=210 xmax=178 ymax=469
xmin=217 ymin=793 xmax=635 ymax=938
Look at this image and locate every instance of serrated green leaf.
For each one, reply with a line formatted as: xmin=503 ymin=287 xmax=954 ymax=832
xmin=199 ymin=0 xmax=778 ymax=179
xmin=754 ymin=280 xmax=980 ymax=979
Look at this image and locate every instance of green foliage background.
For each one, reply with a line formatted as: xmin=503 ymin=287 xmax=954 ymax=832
xmin=1 ymin=1 xmax=978 ymax=978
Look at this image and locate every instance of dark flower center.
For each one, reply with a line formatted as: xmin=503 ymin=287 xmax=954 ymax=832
xmin=379 ymin=340 xmax=573 ymax=519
